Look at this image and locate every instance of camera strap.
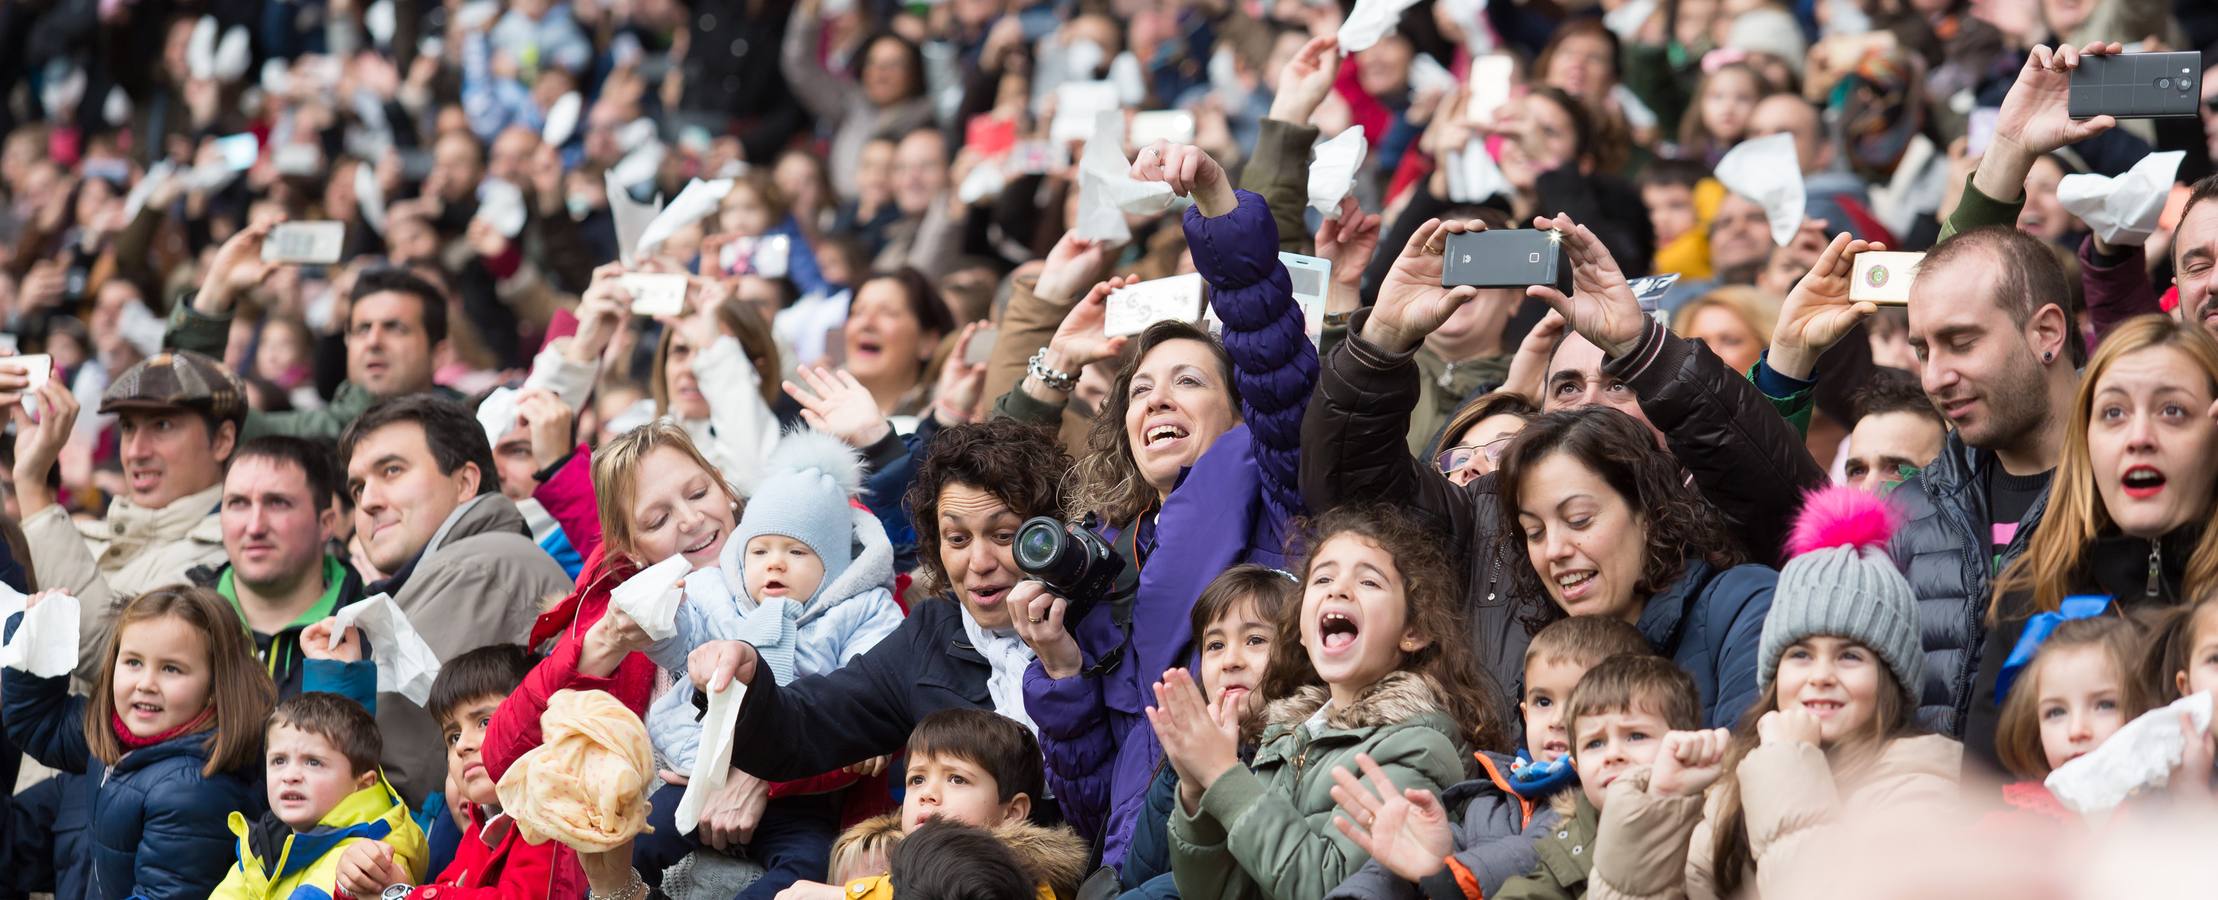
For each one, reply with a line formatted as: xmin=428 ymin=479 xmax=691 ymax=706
xmin=1078 ymin=525 xmax=1144 ymax=681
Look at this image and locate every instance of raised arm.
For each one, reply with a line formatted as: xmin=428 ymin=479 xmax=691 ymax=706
xmin=1300 ymin=218 xmax=1492 ymax=532
xmin=1945 ymin=42 xmax=2124 ymax=240
xmin=781 ymin=0 xmax=860 ymax=124
xmin=1527 ymin=213 xmax=1826 ymax=567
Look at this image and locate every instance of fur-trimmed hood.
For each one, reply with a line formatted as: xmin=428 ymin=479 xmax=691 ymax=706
xmin=1262 ymin=671 xmax=1448 ymax=732
xmin=840 ymin=813 xmax=1090 ymax=900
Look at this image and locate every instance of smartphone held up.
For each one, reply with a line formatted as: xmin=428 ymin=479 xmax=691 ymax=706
xmin=1438 ymin=229 xmax=1571 ymax=296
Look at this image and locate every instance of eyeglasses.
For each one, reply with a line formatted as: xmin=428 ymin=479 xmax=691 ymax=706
xmin=1435 ymin=436 xmax=1516 ymax=476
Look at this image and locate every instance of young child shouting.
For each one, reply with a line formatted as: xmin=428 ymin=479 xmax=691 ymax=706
xmin=1160 ymin=506 xmax=1507 ymax=900
xmin=213 ymin=693 xmax=428 ymax=898
xmin=1489 ymin=654 xmax=1710 ymax=900
xmin=1588 ymin=485 xmax=1957 ymax=899
xmin=333 ymin=644 xmax=587 ymax=898
xmin=784 ymin=708 xmax=1088 ymax=900
xmin=1329 ymin=616 xmax=1655 ymax=900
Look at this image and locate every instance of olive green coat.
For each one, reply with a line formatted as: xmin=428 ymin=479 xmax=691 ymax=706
xmin=1169 ymin=672 xmax=1468 ymax=900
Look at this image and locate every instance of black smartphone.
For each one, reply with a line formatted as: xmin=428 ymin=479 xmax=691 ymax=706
xmin=1441 ymin=230 xmax=1571 ymax=295
xmin=2069 ymin=51 xmax=2203 ymax=119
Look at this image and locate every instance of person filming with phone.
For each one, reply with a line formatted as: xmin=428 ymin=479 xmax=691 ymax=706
xmin=164 ymin=220 xmax=460 ymax=442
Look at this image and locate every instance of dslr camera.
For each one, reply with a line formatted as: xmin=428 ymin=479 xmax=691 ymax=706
xmin=1013 ymin=516 xmax=1131 ymax=608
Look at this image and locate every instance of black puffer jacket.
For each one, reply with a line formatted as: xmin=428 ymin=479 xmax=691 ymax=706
xmin=1301 ymin=314 xmax=1824 ymax=699
xmin=1886 ymin=434 xmax=2050 ymax=736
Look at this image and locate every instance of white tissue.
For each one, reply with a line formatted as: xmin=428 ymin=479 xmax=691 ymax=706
xmin=330 ymin=593 xmax=443 ymax=707
xmin=542 ymin=92 xmax=583 ymax=147
xmin=635 ymin=178 xmax=733 ymax=259
xmin=610 ymin=555 xmax=693 ymax=642
xmin=2057 ymin=151 xmax=2184 ymax=247
xmin=1307 ymin=127 xmax=1368 ymax=217
xmin=213 ymin=26 xmax=252 ymax=84
xmin=1109 ymin=52 xmax=1148 ymax=107
xmin=1713 ymin=132 xmax=1806 ymax=247
xmin=1443 ymin=138 xmax=1508 ymax=204
xmin=475 ymin=178 xmax=528 ymax=239
xmin=1437 ymin=0 xmax=1494 ymax=53
xmin=1339 ymin=0 xmax=1425 ymax=53
xmin=124 ymin=161 xmax=177 ymax=221
xmin=187 ymin=17 xmax=218 ymax=82
xmin=365 ymin=0 xmax=396 ymax=47
xmin=610 ymin=140 xmax=666 ymax=192
xmin=605 ymin=170 xmax=664 ymax=266
xmin=2047 ymin=692 xmax=2214 ymax=816
xmin=0 ymin=590 xmax=78 ymax=678
xmin=1407 ymin=54 xmax=1458 ymax=102
xmin=355 ymin=162 xmax=388 ymax=237
xmin=1050 ymin=81 xmax=1120 ymax=146
xmin=677 ymin=681 xmax=747 ymax=834
xmin=957 ymin=160 xmax=1007 ymax=205
xmin=1074 ymin=112 xmax=1176 ymax=242
xmin=477 ymin=386 xmax=521 ymax=447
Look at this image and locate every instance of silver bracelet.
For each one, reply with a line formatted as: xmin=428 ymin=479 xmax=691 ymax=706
xmin=589 ymin=870 xmax=648 ymax=900
xmin=1027 ymin=347 xmax=1078 ymax=393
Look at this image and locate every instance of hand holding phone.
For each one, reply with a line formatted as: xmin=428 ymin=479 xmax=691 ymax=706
xmin=1848 ymin=251 xmax=1922 ymax=306
xmin=2070 ymin=50 xmax=2203 ymax=119
xmin=263 ymin=222 xmax=346 ymax=265
xmin=621 ymin=273 xmax=689 ymax=317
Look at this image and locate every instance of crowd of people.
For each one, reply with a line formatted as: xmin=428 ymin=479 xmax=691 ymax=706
xmin=0 ymin=0 xmax=2215 ymax=897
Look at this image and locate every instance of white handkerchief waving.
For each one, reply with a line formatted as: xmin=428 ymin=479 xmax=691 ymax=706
xmin=476 ymin=387 xmax=522 ymax=448
xmin=611 ymin=554 xmax=694 ymax=642
xmin=1713 ymin=133 xmax=1806 ymax=247
xmin=605 ymin=169 xmax=663 ymax=266
xmin=635 ymin=178 xmax=734 ymax=260
xmin=1339 ymin=0 xmax=1424 ymax=53
xmin=2058 ymin=151 xmax=2183 ymax=247
xmin=1074 ymin=112 xmax=1175 ymax=242
xmin=331 ymin=593 xmax=443 ymax=707
xmin=676 ymin=681 xmax=747 ymax=835
xmin=0 ymin=590 xmax=78 ymax=678
xmin=1443 ymin=138 xmax=1508 ymax=204
xmin=2047 ymin=691 xmax=2213 ymax=816
xmin=1307 ymin=127 xmax=1368 ymax=217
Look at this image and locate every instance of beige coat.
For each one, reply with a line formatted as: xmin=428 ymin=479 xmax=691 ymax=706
xmin=20 ymin=483 xmax=228 ymax=690
xmin=1590 ymin=734 xmax=1961 ymax=900
xmin=377 ymin=493 xmax=575 ymax=806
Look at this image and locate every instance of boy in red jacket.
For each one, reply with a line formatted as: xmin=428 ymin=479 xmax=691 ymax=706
xmin=332 ymin=645 xmax=589 ymax=899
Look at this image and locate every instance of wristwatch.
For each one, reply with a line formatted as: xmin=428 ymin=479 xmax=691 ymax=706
xmin=381 ymin=885 xmax=413 ymax=900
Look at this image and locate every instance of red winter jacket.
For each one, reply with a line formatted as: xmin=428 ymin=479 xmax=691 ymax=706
xmin=483 ymin=546 xmax=657 ymax=784
xmin=531 ymin=444 xmax=601 ymax=562
xmin=402 ymin=805 xmax=587 ymax=900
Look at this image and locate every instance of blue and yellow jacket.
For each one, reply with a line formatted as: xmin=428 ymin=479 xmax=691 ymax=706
xmin=211 ymin=775 xmax=430 ymax=899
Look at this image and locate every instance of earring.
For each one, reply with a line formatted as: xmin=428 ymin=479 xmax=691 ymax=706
xmin=2043 ymin=351 xmax=2054 ymax=363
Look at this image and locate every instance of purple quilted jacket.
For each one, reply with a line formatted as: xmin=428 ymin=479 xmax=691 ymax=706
xmin=1022 ymin=189 xmax=1317 ymax=869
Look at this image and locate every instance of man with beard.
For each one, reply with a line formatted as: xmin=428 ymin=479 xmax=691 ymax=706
xmin=1889 ymin=225 xmax=2083 ymax=738
xmin=2171 ymin=174 xmax=2218 ymax=338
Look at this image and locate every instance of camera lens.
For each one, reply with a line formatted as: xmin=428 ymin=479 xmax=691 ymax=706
xmin=1014 ymin=519 xmax=1064 ymax=571
xmin=2158 ymin=77 xmax=2173 ymax=89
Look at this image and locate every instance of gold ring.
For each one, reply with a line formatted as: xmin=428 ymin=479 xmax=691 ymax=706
xmin=1029 ymin=616 xmax=1043 ymax=624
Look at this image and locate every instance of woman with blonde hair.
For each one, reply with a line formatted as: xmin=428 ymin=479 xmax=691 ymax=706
xmin=1672 ymin=285 xmax=1778 ymax=376
xmin=1962 ymin=315 xmax=2218 ymax=769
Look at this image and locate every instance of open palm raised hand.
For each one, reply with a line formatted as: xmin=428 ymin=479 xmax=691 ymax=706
xmin=1525 ymin=214 xmax=1646 ymax=358
xmin=1360 ymin=218 xmax=1490 ymax=354
xmin=1330 ymin=753 xmax=1454 ymax=882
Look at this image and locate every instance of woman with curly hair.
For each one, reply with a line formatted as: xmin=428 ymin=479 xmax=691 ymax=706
xmin=997 ymin=143 xmax=1318 ymax=871
xmin=1495 ymin=406 xmax=1778 ymax=728
xmin=683 ymin=418 xmax=1076 ymax=802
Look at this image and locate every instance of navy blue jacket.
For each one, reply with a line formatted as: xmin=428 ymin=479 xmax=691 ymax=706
xmin=2 ymin=670 xmax=260 ymax=900
xmin=1636 ymin=559 xmax=1777 ymax=730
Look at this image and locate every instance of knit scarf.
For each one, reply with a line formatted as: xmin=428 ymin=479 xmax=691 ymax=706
xmin=111 ymin=706 xmax=215 ymax=751
xmin=960 ymin=607 xmax=1037 ymax=736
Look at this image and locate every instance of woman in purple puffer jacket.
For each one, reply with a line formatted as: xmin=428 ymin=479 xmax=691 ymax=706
xmin=999 ymin=142 xmax=1319 ymax=873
